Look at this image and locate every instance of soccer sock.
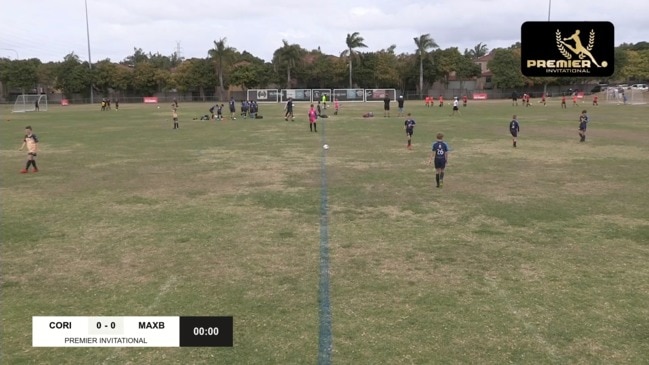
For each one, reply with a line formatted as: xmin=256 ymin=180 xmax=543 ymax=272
xmin=440 ymin=172 xmax=445 ymax=182
xmin=26 ymin=160 xmax=32 ymax=169
xmin=32 ymin=160 xmax=37 ymax=169
xmin=314 ymin=123 xmax=317 ymax=132
xmin=310 ymin=124 xmax=312 ymax=132
xmin=436 ymin=174 xmax=440 ymax=186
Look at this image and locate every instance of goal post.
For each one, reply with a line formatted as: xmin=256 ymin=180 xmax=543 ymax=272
xmin=628 ymin=89 xmax=647 ymax=105
xmin=13 ymin=94 xmax=48 ymax=113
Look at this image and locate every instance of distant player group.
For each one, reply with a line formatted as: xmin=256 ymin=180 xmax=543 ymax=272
xmin=16 ymin=94 xmax=592 ymax=190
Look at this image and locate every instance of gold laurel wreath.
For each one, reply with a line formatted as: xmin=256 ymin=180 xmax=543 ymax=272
xmin=587 ymin=29 xmax=595 ymax=51
xmin=556 ymin=30 xmax=572 ymax=59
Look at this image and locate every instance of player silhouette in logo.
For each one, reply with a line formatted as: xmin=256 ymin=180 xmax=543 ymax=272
xmin=560 ymin=29 xmax=601 ymax=67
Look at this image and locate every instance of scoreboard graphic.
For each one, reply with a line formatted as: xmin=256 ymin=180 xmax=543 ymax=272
xmin=32 ymin=316 xmax=233 ymax=347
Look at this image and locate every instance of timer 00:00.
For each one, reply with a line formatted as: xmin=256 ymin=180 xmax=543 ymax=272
xmin=193 ymin=327 xmax=219 ymax=336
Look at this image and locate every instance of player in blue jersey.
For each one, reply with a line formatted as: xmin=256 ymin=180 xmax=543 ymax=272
xmin=404 ymin=113 xmax=416 ymax=150
xmin=509 ymin=115 xmax=520 ymax=147
xmin=428 ymin=133 xmax=449 ymax=188
xmin=578 ymin=109 xmax=589 ymax=142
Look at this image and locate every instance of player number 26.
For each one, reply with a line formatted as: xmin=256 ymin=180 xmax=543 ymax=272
xmin=193 ymin=327 xmax=219 ymax=336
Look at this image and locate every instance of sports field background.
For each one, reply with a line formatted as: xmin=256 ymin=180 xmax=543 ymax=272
xmin=1 ymin=97 xmax=649 ymax=364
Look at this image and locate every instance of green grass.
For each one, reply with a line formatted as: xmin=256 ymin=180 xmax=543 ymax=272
xmin=1 ymin=98 xmax=649 ymax=364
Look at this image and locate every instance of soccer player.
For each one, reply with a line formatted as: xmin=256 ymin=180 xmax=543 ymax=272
xmin=19 ymin=126 xmax=39 ymax=173
xmin=115 ymin=99 xmax=119 ymax=110
xmin=450 ymin=97 xmax=460 ymax=116
xmin=397 ymin=95 xmax=405 ymax=117
xmin=509 ymin=115 xmax=520 ymax=148
xmin=539 ymin=93 xmax=546 ymax=106
xmin=241 ymin=100 xmax=249 ymax=119
xmin=322 ymin=94 xmax=327 ymax=109
xmin=317 ymin=101 xmax=322 ymax=117
xmin=592 ymin=95 xmax=598 ymax=106
xmin=34 ymin=99 xmax=40 ymax=112
xmin=308 ymin=104 xmax=318 ymax=132
xmin=216 ymin=104 xmax=224 ymax=120
xmin=462 ymin=95 xmax=468 ymax=107
xmin=425 ymin=96 xmax=431 ymax=107
xmin=172 ymin=105 xmax=179 ymax=129
xmin=284 ymin=97 xmax=295 ymax=121
xmin=209 ymin=104 xmax=216 ymax=119
xmin=438 ymin=95 xmax=444 ymax=107
xmin=404 ymin=113 xmax=416 ymax=150
xmin=229 ymin=98 xmax=237 ymax=120
xmin=512 ymin=91 xmax=518 ymax=106
xmin=250 ymin=101 xmax=258 ymax=119
xmin=572 ymin=94 xmax=578 ymax=107
xmin=578 ymin=109 xmax=589 ymax=142
xmin=561 ymin=95 xmax=567 ymax=109
xmin=383 ymin=94 xmax=391 ymax=117
xmin=428 ymin=133 xmax=449 ymax=188
xmin=334 ymin=98 xmax=340 ymax=115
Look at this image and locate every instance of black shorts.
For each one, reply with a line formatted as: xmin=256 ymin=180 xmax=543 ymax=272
xmin=434 ymin=159 xmax=446 ymax=169
xmin=512 ymin=97 xmax=517 ymax=101
xmin=510 ymin=130 xmax=518 ymax=137
xmin=384 ymin=105 xmax=390 ymax=111
xmin=173 ymin=117 xmax=178 ymax=122
xmin=453 ymin=106 xmax=458 ymax=111
xmin=28 ymin=152 xmax=37 ymax=157
xmin=406 ymin=129 xmax=413 ymax=137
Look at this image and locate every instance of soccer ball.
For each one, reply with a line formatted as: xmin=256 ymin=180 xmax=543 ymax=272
xmin=323 ymin=144 xmax=329 ymax=150
xmin=157 ymin=106 xmax=160 ymax=109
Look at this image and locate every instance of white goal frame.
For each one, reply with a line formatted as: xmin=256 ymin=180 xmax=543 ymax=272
xmin=13 ymin=94 xmax=48 ymax=113
xmin=628 ymin=89 xmax=647 ymax=105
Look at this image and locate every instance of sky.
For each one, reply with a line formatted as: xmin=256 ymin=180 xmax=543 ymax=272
xmin=1 ymin=0 xmax=648 ymax=63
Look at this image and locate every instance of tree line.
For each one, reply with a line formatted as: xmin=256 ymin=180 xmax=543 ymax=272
xmin=1 ymin=34 xmax=647 ymax=101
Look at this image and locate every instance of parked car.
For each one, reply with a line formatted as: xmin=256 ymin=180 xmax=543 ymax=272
xmin=591 ymin=84 xmax=607 ymax=93
xmin=630 ymin=83 xmax=648 ymax=91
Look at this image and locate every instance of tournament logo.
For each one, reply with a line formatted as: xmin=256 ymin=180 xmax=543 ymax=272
xmin=521 ymin=22 xmax=614 ymax=77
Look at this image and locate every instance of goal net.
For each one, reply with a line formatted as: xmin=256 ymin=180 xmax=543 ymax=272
xmin=628 ymin=89 xmax=647 ymax=105
xmin=605 ymin=88 xmax=647 ymax=105
xmin=13 ymin=94 xmax=48 ymax=113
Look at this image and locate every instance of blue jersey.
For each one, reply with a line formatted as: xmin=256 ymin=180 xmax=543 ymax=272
xmin=579 ymin=114 xmax=589 ymax=130
xmin=432 ymin=141 xmax=448 ymax=160
xmin=404 ymin=119 xmax=416 ymax=130
xmin=509 ymin=119 xmax=520 ymax=132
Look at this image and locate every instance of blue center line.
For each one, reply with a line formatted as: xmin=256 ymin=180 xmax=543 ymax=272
xmin=318 ymin=117 xmax=332 ymax=365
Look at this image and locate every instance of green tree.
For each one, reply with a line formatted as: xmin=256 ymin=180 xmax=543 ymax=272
xmin=454 ymin=54 xmax=482 ymax=91
xmin=122 ymin=47 xmax=149 ymax=67
xmin=208 ymin=38 xmax=236 ymax=101
xmin=414 ymin=33 xmax=439 ymax=98
xmin=5 ymin=58 xmax=41 ymax=92
xmin=341 ymin=32 xmax=368 ymax=88
xmin=488 ymin=48 xmax=526 ymax=89
xmin=56 ymin=53 xmax=91 ymax=98
xmin=93 ymin=59 xmax=118 ymax=95
xmin=131 ymin=62 xmax=158 ymax=95
xmin=229 ymin=63 xmax=269 ymax=90
xmin=272 ymin=40 xmax=304 ymax=88
xmin=466 ymin=42 xmax=489 ymax=59
xmin=620 ymin=49 xmax=649 ymax=81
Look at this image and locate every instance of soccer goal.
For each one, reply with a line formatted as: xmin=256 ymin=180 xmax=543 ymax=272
xmin=12 ymin=94 xmax=48 ymax=113
xmin=628 ymin=89 xmax=647 ymax=105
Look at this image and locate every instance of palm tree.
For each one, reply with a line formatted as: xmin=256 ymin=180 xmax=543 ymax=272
xmin=468 ymin=42 xmax=489 ymax=59
xmin=208 ymin=37 xmax=236 ymax=101
xmin=341 ymin=32 xmax=367 ymax=88
xmin=272 ymin=40 xmax=303 ymax=88
xmin=413 ymin=33 xmax=439 ymax=98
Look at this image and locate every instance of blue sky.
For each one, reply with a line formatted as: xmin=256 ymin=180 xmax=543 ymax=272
xmin=1 ymin=0 xmax=647 ymax=63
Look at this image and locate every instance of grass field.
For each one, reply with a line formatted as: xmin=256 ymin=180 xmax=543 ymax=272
xmin=1 ymin=97 xmax=649 ymax=364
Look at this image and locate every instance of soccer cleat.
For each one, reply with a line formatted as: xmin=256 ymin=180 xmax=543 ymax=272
xmin=20 ymin=169 xmax=28 ymax=174
xmin=33 ymin=168 xmax=39 ymax=173
xmin=439 ymin=181 xmax=444 ymax=188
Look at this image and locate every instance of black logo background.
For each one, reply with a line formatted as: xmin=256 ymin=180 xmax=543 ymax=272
xmin=521 ymin=21 xmax=614 ymax=77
